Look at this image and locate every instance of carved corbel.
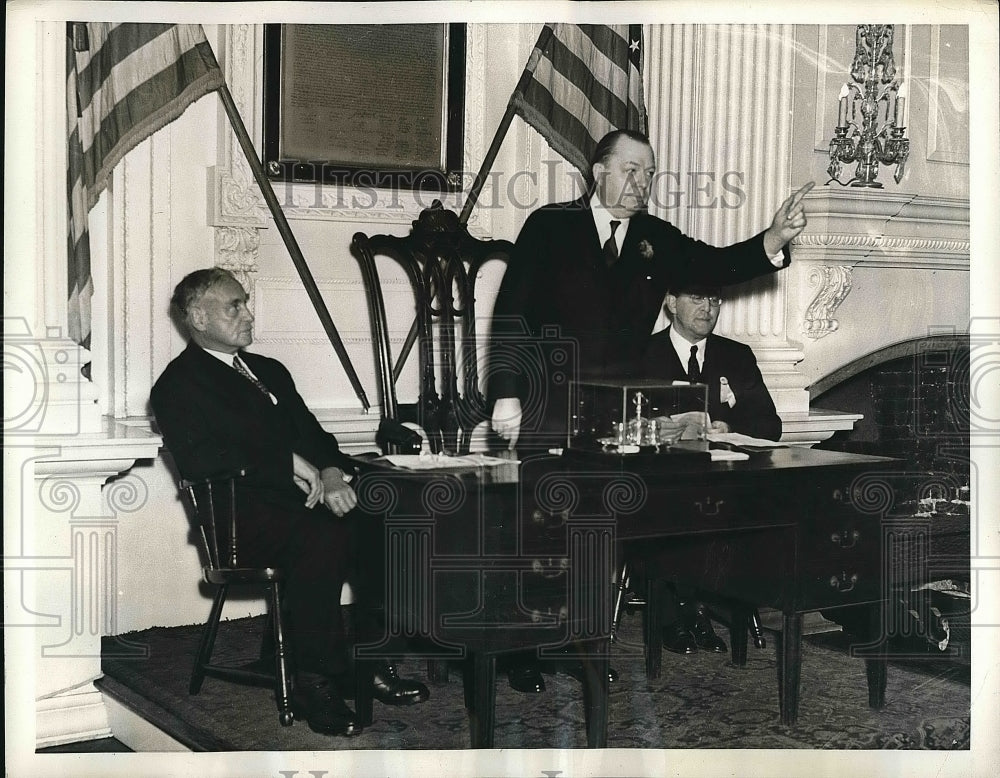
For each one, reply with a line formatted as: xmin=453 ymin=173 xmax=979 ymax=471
xmin=803 ymin=265 xmax=853 ymax=339
xmin=214 ymin=226 xmax=261 ymax=303
xmin=208 ymin=24 xmax=266 ymax=283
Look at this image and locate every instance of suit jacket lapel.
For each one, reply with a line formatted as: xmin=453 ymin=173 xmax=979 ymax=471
xmin=574 ymin=199 xmax=603 ymax=271
xmin=700 ymin=336 xmax=726 ymax=407
xmin=185 ymin=343 xmax=273 ymax=407
xmin=661 ymin=327 xmax=687 ymax=378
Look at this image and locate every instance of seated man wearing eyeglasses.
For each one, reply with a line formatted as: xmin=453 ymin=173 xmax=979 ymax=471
xmin=641 ymin=273 xmax=781 ymax=654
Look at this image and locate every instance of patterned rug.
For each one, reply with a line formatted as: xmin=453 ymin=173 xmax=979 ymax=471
xmin=99 ymin=614 xmax=970 ymax=751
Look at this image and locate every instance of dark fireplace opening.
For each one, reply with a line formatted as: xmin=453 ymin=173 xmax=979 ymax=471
xmin=811 ymin=334 xmax=970 ymax=491
xmin=809 ymin=335 xmax=970 ymax=659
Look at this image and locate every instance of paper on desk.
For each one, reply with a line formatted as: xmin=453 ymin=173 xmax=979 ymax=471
xmin=707 ymin=432 xmax=789 ymax=449
xmin=709 ymin=448 xmax=750 ymax=461
xmin=382 ymin=453 xmax=520 ymax=469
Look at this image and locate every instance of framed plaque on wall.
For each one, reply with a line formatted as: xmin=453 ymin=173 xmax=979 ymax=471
xmin=262 ymin=23 xmax=466 ymax=191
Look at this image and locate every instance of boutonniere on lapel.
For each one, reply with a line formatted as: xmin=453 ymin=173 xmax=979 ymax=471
xmin=638 ymin=240 xmax=654 ymax=261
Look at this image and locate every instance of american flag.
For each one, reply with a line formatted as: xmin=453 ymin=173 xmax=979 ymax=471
xmin=67 ymin=23 xmax=224 ymax=349
xmin=511 ymin=24 xmax=647 ymax=176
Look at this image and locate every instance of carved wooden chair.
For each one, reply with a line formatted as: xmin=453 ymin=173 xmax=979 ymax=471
xmin=352 ymin=201 xmax=513 ymax=685
xmin=352 ymin=200 xmax=513 ymax=456
xmin=181 ymin=470 xmax=294 ymax=727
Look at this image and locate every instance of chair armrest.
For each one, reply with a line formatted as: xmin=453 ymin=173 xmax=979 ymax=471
xmin=338 ymin=454 xmax=384 ymax=477
xmin=179 ymin=468 xmax=250 ymax=491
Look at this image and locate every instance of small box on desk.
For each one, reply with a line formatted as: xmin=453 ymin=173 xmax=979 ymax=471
xmin=566 ymin=378 xmax=711 ymax=464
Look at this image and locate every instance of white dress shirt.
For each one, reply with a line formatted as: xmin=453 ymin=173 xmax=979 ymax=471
xmin=668 ymin=326 xmax=706 ymax=375
xmin=590 ymin=193 xmax=628 ymax=255
xmin=204 ymin=347 xmax=277 ymax=404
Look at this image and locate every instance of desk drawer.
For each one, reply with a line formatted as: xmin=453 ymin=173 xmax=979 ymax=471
xmin=798 ymin=481 xmax=884 ymax=610
xmin=524 ymin=484 xmax=762 ymax=547
xmin=615 ymin=485 xmax=770 ymax=540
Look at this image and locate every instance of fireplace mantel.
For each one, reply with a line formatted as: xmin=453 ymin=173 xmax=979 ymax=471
xmin=793 ymin=189 xmax=969 ymax=270
xmin=789 ymin=187 xmax=970 ymax=392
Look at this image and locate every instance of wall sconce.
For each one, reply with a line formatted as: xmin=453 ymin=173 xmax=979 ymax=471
xmin=827 ymin=25 xmax=909 ymax=188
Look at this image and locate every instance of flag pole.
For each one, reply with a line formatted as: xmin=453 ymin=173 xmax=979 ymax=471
xmin=215 ymin=82 xmax=371 ymax=411
xmin=458 ymin=24 xmax=555 ymax=226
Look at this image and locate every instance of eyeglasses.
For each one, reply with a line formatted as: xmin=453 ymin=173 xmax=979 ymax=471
xmin=683 ymin=294 xmax=723 ymax=307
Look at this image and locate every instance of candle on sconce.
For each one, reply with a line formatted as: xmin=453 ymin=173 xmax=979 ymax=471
xmin=894 ymin=83 xmax=907 ymax=126
xmin=827 ymin=25 xmax=909 ymax=188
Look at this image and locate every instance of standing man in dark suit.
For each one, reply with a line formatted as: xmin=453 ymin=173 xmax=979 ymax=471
xmin=151 ymin=268 xmax=428 ymax=737
xmin=489 ymin=129 xmax=810 ymax=451
xmin=639 ymin=274 xmax=783 ymax=654
xmin=487 ymin=129 xmax=809 ymax=690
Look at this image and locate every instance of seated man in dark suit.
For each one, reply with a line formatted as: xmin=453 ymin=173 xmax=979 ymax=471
xmin=151 ymin=268 xmax=428 ymax=737
xmin=641 ymin=272 xmax=782 ymax=654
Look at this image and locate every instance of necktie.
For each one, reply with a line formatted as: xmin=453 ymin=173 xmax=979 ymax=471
xmin=603 ymin=220 xmax=621 ymax=266
xmin=233 ymin=355 xmax=272 ymax=397
xmin=687 ymin=345 xmax=701 ymax=383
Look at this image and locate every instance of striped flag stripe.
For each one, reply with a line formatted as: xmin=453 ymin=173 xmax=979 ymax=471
xmin=560 ymin=25 xmax=632 ymax=99
xmin=67 ymin=35 xmax=93 ymax=348
xmin=81 ymin=46 xmax=223 ymax=209
xmin=67 ymin=22 xmax=224 ymax=349
xmin=522 ymin=55 xmax=623 ymax=149
xmin=517 ymin=82 xmax=601 ymax=170
xmin=543 ymin=35 xmax=631 ymax=126
xmin=74 ymin=25 xmax=223 ymax=210
xmin=577 ymin=23 xmax=633 ymax=62
xmin=75 ymin=23 xmax=175 ymax=106
xmin=77 ymin=37 xmax=216 ymax=154
xmin=510 ymin=23 xmax=646 ymax=177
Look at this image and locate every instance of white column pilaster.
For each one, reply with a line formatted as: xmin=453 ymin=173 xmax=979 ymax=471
xmin=645 ymin=24 xmax=810 ymax=415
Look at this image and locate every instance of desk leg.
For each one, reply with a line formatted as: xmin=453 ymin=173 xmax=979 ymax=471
xmin=354 ymin=658 xmax=377 ymax=727
xmin=730 ymin=606 xmax=750 ymax=667
xmin=427 ymin=659 xmax=450 ymax=683
xmin=778 ymin=612 xmax=802 ymax=725
xmin=581 ymin=642 xmax=610 ymax=748
xmin=644 ymin=578 xmax=664 ymax=679
xmin=466 ymin=653 xmax=496 ymax=749
xmin=866 ymin=603 xmax=888 ymax=710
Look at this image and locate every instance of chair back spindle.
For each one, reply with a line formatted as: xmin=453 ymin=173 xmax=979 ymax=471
xmin=352 ymin=201 xmax=512 ymax=455
xmin=181 ymin=469 xmax=247 ymax=571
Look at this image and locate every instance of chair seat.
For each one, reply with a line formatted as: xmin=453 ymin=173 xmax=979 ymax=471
xmin=205 ymin=566 xmax=284 ymax=584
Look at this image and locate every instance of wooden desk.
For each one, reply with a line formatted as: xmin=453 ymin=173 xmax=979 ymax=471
xmin=353 ymin=446 xmax=896 ymax=747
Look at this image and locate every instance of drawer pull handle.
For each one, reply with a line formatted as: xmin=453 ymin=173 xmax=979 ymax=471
xmin=530 ymin=558 xmax=568 ymax=579
xmin=829 ymin=572 xmax=859 ymax=592
xmin=694 ymin=498 xmax=725 ymax=516
xmin=830 ymin=529 xmax=861 ymax=548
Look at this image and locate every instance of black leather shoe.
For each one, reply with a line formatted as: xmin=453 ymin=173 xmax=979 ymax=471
xmin=507 ymin=663 xmax=546 ymax=693
xmin=560 ymin=661 xmax=619 ymax=685
xmin=690 ymin=606 xmax=727 ymax=653
xmin=662 ymin=621 xmax=698 ymax=654
xmin=372 ymin=663 xmax=430 ymax=706
xmin=291 ymin=679 xmax=362 ymax=736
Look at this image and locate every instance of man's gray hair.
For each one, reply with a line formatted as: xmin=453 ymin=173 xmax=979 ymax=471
xmin=171 ymin=267 xmax=239 ymax=317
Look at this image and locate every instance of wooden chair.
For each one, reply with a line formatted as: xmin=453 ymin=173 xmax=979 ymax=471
xmin=613 ymin=558 xmax=769 ymax=676
xmin=181 ymin=470 xmax=294 ymax=727
xmin=351 ymin=200 xmax=513 ymax=456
